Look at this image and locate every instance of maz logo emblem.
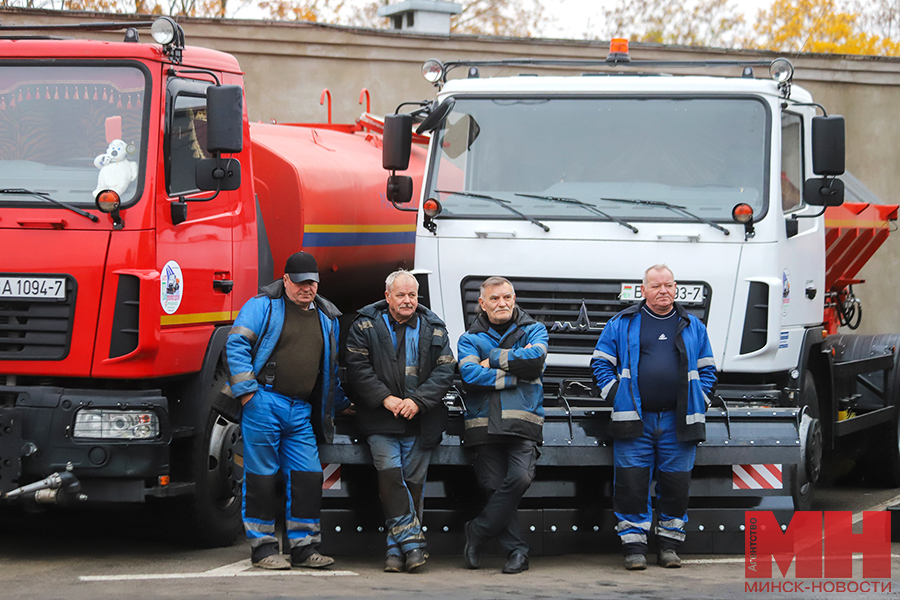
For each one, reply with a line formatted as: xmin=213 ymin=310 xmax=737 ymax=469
xmin=550 ymin=301 xmax=602 ymax=333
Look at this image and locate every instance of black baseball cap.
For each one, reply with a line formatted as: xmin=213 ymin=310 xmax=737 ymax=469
xmin=284 ymin=251 xmax=319 ymax=283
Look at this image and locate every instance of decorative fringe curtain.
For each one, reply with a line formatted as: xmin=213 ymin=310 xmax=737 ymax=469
xmin=0 ymin=85 xmax=143 ymax=111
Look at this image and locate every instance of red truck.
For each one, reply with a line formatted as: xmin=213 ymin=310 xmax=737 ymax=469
xmin=0 ymin=17 xmax=425 ymax=546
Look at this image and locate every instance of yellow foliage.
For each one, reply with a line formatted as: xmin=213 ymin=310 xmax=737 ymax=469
xmin=753 ymin=0 xmax=900 ymax=55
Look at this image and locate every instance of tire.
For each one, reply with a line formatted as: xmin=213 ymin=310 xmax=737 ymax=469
xmin=870 ymin=396 xmax=900 ymax=488
xmin=870 ymin=335 xmax=900 ymax=487
xmin=833 ymin=334 xmax=900 ymax=488
xmin=792 ymin=372 xmax=822 ymax=511
xmin=180 ymin=374 xmax=244 ymax=547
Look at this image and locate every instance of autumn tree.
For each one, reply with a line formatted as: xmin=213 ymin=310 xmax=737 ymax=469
xmin=341 ymin=0 xmax=549 ymax=37
xmin=602 ymin=0 xmax=746 ymax=47
xmin=452 ymin=0 xmax=547 ymax=36
xmin=752 ymin=0 xmax=900 ymax=55
xmin=256 ymin=0 xmax=344 ymax=22
xmin=850 ymin=0 xmax=900 ymax=42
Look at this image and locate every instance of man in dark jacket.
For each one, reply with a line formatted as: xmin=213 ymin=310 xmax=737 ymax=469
xmin=457 ymin=276 xmax=549 ymax=575
xmin=345 ymin=270 xmax=455 ymax=573
xmin=226 ymin=251 xmax=348 ymax=571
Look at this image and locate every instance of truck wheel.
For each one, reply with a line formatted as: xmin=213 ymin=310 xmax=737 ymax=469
xmin=181 ymin=375 xmax=244 ymax=547
xmin=874 ymin=414 xmax=900 ymax=487
xmin=792 ymin=372 xmax=822 ymax=511
xmin=868 ymin=340 xmax=900 ymax=487
xmin=839 ymin=334 xmax=900 ymax=487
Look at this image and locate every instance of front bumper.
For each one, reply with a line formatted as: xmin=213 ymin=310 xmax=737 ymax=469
xmin=0 ymin=385 xmax=171 ymax=500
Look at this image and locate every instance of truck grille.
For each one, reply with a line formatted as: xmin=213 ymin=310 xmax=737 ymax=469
xmin=462 ymin=277 xmax=711 ymax=356
xmin=0 ymin=278 xmax=76 ymax=360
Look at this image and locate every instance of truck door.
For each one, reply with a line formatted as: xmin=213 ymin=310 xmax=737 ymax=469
xmin=156 ymin=78 xmax=234 ymax=333
xmin=779 ymin=110 xmax=825 ymax=331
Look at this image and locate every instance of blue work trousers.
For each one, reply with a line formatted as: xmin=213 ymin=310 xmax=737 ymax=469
xmin=613 ymin=410 xmax=696 ymax=555
xmin=241 ymin=387 xmax=323 ymax=562
xmin=367 ymin=434 xmax=433 ymax=557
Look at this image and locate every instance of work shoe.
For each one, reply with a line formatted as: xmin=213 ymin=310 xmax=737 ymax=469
xmin=624 ymin=554 xmax=647 ymax=571
xmin=502 ymin=552 xmax=529 ymax=574
xmin=384 ymin=554 xmax=405 ymax=573
xmin=657 ymin=548 xmax=682 ymax=568
xmin=405 ymin=548 xmax=427 ymax=572
xmin=252 ymin=554 xmax=291 ymax=570
xmin=292 ymin=552 xmax=335 ymax=569
xmin=463 ymin=520 xmax=481 ymax=569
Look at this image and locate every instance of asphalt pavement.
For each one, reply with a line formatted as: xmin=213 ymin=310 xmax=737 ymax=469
xmin=1 ymin=484 xmax=899 ymax=600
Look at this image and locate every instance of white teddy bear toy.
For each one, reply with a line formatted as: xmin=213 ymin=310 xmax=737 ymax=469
xmin=93 ymin=139 xmax=138 ymax=199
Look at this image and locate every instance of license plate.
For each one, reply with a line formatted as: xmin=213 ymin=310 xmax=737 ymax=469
xmin=0 ymin=276 xmax=66 ymax=300
xmin=620 ymin=282 xmax=705 ymax=304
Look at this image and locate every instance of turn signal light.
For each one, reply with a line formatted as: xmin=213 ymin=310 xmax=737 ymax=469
xmin=423 ymin=198 xmax=442 ymax=218
xmin=732 ymin=203 xmax=754 ymax=223
xmin=95 ymin=190 xmax=120 ymax=213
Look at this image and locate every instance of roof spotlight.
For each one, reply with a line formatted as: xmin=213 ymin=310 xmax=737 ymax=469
xmin=769 ymin=58 xmax=793 ymax=84
xmin=422 ymin=59 xmax=445 ymax=84
xmin=151 ymin=17 xmax=177 ymax=46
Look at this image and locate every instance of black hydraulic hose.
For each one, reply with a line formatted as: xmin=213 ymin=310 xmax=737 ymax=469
xmin=836 ymin=286 xmax=862 ymax=330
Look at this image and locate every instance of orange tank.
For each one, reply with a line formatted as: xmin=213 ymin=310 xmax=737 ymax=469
xmin=249 ymin=115 xmax=428 ymax=311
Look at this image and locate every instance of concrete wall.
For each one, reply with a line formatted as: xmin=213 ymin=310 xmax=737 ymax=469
xmin=3 ymin=8 xmax=900 ymax=333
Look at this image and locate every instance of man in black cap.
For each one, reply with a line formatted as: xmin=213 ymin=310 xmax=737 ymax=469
xmin=226 ymin=251 xmax=349 ymax=570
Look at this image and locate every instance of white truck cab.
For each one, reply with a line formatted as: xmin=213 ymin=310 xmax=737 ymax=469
xmin=374 ymin=47 xmax=900 ymax=551
xmin=393 ymin=57 xmax=836 ymax=389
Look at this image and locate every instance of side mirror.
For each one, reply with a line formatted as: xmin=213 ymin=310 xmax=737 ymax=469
xmin=206 ymin=85 xmax=244 ymax=154
xmin=803 ymin=177 xmax=844 ymax=207
xmin=195 ymin=158 xmax=241 ymax=191
xmin=387 ymin=175 xmax=413 ymax=205
xmin=812 ymin=115 xmax=844 ymax=176
xmin=383 ymin=114 xmax=413 ymax=171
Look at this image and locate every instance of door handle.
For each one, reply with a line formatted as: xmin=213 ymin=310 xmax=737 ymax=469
xmin=213 ymin=279 xmax=234 ymax=294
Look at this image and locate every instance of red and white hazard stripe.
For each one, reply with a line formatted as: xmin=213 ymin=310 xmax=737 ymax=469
xmin=732 ymin=464 xmax=783 ymax=489
xmin=321 ymin=463 xmax=341 ymax=490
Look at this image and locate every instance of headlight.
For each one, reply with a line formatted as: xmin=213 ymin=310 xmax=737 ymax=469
xmin=73 ymin=410 xmax=160 ymax=440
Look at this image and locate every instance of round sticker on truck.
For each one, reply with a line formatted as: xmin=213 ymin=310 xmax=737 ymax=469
xmin=160 ymin=260 xmax=184 ymax=314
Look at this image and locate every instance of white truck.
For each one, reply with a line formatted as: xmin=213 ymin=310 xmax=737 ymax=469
xmin=346 ymin=41 xmax=900 ymax=554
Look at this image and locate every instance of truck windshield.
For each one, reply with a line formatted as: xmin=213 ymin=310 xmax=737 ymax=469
xmin=0 ymin=65 xmax=148 ymax=208
xmin=428 ymin=96 xmax=769 ymax=223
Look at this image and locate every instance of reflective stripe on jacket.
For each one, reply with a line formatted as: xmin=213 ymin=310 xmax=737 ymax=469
xmin=225 ymin=279 xmax=348 ymax=443
xmin=345 ymin=300 xmax=455 ymax=448
xmin=458 ymin=308 xmax=549 ymax=446
xmin=590 ymin=301 xmax=716 ymax=442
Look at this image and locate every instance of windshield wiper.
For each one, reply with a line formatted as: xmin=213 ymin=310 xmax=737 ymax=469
xmin=435 ymin=190 xmax=550 ymax=232
xmin=516 ymin=193 xmax=638 ymax=234
xmin=599 ymin=196 xmax=729 ymax=235
xmin=0 ymin=188 xmax=99 ymax=223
